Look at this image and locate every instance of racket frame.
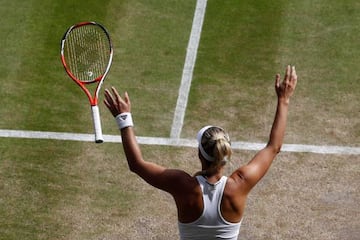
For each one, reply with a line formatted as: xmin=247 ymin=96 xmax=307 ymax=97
xmin=60 ymin=21 xmax=113 ymax=143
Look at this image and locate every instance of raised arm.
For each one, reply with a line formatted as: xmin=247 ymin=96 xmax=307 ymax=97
xmin=232 ymin=65 xmax=297 ymax=192
xmin=103 ymin=87 xmax=191 ymax=194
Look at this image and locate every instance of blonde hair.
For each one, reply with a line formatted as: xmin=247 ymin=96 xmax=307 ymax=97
xmin=195 ymin=126 xmax=232 ymax=176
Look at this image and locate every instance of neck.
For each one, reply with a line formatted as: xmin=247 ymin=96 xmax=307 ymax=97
xmin=203 ymin=170 xmax=223 ymax=184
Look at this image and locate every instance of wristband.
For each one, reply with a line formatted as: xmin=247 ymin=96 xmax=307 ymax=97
xmin=115 ymin=112 xmax=134 ymax=129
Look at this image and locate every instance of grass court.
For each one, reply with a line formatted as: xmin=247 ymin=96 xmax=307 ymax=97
xmin=0 ymin=0 xmax=359 ymax=239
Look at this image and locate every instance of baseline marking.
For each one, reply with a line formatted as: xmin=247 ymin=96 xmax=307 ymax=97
xmin=170 ymin=0 xmax=207 ymax=139
xmin=1 ymin=129 xmax=359 ymax=155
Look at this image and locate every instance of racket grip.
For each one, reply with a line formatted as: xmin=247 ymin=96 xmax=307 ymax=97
xmin=91 ymin=105 xmax=104 ymax=143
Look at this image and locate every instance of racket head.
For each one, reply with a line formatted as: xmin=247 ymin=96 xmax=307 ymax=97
xmin=60 ymin=21 xmax=113 ymax=84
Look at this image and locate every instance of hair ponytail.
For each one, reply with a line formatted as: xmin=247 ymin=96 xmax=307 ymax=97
xmin=195 ymin=126 xmax=232 ymax=176
xmin=213 ymin=137 xmax=232 ymax=164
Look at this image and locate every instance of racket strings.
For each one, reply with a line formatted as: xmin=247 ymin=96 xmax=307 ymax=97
xmin=64 ymin=25 xmax=111 ymax=82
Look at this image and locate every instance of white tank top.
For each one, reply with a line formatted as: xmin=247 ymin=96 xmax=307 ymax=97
xmin=178 ymin=176 xmax=242 ymax=240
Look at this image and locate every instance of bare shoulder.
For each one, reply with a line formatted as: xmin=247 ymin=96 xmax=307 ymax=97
xmin=226 ymin=169 xmax=250 ymax=195
xmin=166 ymin=170 xmax=200 ymax=195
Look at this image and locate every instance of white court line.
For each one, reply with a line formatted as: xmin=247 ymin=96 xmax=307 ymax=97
xmin=0 ymin=129 xmax=359 ymax=155
xmin=170 ymin=0 xmax=207 ymax=139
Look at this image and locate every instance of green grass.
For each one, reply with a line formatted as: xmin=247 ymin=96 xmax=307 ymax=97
xmin=185 ymin=0 xmax=360 ymax=146
xmin=185 ymin=0 xmax=284 ymax=139
xmin=0 ymin=138 xmax=139 ymax=240
xmin=0 ymin=139 xmax=78 ymax=239
xmin=104 ymin=0 xmax=195 ymax=137
xmin=0 ymin=0 xmax=359 ymax=239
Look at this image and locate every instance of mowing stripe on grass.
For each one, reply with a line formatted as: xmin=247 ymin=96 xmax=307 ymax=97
xmin=170 ymin=0 xmax=207 ymax=139
xmin=1 ymin=129 xmax=359 ymax=155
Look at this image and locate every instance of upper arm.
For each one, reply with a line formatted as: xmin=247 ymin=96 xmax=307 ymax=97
xmin=120 ymin=127 xmax=193 ymax=195
xmin=231 ymin=145 xmax=279 ymax=193
xmin=131 ymin=160 xmax=193 ymax=195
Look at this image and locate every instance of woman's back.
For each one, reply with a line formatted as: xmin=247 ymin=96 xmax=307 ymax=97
xmin=178 ymin=175 xmax=242 ymax=240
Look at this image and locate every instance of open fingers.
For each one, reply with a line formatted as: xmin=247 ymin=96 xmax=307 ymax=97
xmin=104 ymin=89 xmax=114 ymax=106
xmin=124 ymin=91 xmax=131 ymax=106
xmin=111 ymin=86 xmax=120 ymax=99
xmin=104 ymin=87 xmax=131 ymax=116
xmin=275 ymin=65 xmax=298 ymax=99
xmin=103 ymin=89 xmax=118 ymax=116
xmin=284 ymin=65 xmax=291 ymax=84
xmin=109 ymin=87 xmax=122 ymax=106
xmin=275 ymin=73 xmax=281 ymax=89
xmin=290 ymin=66 xmax=297 ymax=87
xmin=284 ymin=65 xmax=298 ymax=87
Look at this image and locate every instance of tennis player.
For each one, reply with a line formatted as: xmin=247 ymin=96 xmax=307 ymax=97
xmin=104 ymin=65 xmax=297 ymax=239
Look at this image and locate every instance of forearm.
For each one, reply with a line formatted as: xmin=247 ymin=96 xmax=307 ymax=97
xmin=267 ymin=98 xmax=289 ymax=152
xmin=120 ymin=127 xmax=144 ymax=173
xmin=236 ymin=66 xmax=296 ymax=189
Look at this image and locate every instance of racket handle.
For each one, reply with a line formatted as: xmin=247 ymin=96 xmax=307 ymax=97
xmin=91 ymin=105 xmax=104 ymax=143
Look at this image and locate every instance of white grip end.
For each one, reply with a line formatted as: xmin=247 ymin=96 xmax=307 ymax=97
xmin=91 ymin=105 xmax=104 ymax=143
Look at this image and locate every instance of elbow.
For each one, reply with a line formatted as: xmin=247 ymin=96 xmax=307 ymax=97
xmin=124 ymin=152 xmax=144 ymax=174
xmin=128 ymin=163 xmax=140 ymax=174
xmin=127 ymin=157 xmax=145 ymax=175
xmin=274 ymin=145 xmax=282 ymax=154
xmin=273 ymin=142 xmax=282 ymax=153
xmin=267 ymin=142 xmax=282 ymax=154
xmin=128 ymin=164 xmax=136 ymax=173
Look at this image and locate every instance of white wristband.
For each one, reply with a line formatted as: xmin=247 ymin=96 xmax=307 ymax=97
xmin=115 ymin=112 xmax=134 ymax=129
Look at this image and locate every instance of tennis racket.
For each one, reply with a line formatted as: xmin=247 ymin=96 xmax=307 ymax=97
xmin=60 ymin=21 xmax=113 ymax=143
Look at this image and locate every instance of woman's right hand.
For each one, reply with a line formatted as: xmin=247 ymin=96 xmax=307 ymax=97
xmin=104 ymin=87 xmax=131 ymax=117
